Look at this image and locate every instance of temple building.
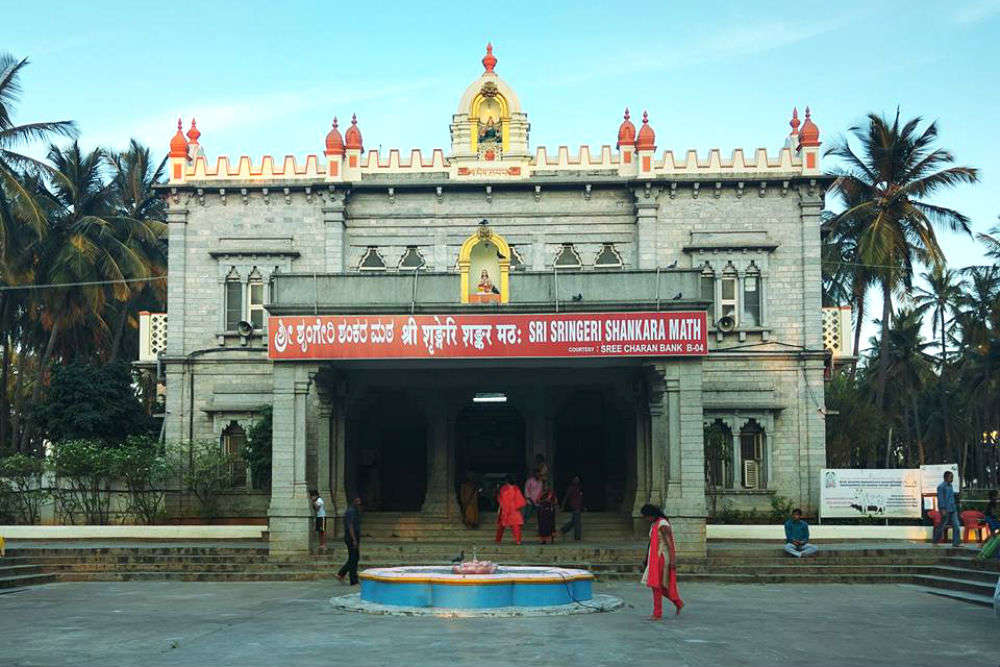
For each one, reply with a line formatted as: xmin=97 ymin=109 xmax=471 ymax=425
xmin=145 ymin=45 xmax=839 ymax=556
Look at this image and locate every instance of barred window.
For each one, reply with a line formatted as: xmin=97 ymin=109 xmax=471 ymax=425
xmin=224 ymin=268 xmax=243 ymax=332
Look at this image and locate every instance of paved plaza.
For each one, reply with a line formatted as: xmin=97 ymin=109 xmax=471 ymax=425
xmin=0 ymin=580 xmax=994 ymax=666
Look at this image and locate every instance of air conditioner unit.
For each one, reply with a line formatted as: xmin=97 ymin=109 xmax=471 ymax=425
xmin=743 ymin=460 xmax=760 ymax=489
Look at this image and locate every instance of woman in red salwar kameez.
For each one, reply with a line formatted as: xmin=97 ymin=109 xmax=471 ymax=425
xmin=495 ymin=476 xmax=526 ymax=545
xmin=640 ymin=503 xmax=684 ymax=619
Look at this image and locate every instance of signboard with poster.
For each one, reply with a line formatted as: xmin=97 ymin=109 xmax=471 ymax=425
xmin=819 ymin=468 xmax=923 ymax=519
xmin=919 ymin=463 xmax=961 ymax=511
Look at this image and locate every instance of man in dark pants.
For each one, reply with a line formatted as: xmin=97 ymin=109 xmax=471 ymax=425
xmin=560 ymin=476 xmax=584 ymax=541
xmin=337 ymin=496 xmax=363 ymax=585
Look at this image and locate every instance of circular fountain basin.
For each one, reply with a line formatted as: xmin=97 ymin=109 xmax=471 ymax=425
xmin=359 ymin=565 xmax=594 ymax=609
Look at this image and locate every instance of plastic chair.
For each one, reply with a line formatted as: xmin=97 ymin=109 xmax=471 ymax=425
xmin=928 ymin=510 xmax=953 ymax=544
xmin=961 ymin=510 xmax=988 ymax=544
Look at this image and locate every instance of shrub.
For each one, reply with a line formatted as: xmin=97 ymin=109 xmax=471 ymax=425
xmin=0 ymin=453 xmax=48 ymax=524
xmin=768 ymin=495 xmax=798 ymax=523
xmin=110 ymin=436 xmax=177 ymax=524
xmin=182 ymin=441 xmax=237 ymax=519
xmin=48 ymin=440 xmax=116 ymax=524
xmin=244 ymin=408 xmax=272 ymax=491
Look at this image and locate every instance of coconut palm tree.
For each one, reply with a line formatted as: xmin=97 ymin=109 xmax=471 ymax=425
xmin=826 ymin=110 xmax=979 ymax=409
xmin=912 ymin=265 xmax=965 ymax=366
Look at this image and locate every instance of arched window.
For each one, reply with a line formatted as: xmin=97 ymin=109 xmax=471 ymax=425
xmin=224 ymin=267 xmax=243 ymax=332
xmin=508 ymin=245 xmax=526 ymax=271
xmin=740 ymin=419 xmax=766 ymax=489
xmin=359 ymin=246 xmax=387 ymax=271
xmin=247 ymin=267 xmax=265 ymax=330
xmin=700 ymin=262 xmax=715 ymax=314
xmin=594 ymin=243 xmax=623 ymax=270
xmin=720 ymin=262 xmax=739 ymax=326
xmin=704 ymin=420 xmax=734 ymax=489
xmin=221 ymin=421 xmax=248 ymax=487
xmin=743 ymin=262 xmax=761 ymax=327
xmin=554 ymin=243 xmax=582 ymax=269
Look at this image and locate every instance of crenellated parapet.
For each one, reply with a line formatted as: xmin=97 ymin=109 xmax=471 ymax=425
xmin=166 ymin=46 xmax=822 ymax=188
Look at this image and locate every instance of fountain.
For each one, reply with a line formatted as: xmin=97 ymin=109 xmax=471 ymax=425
xmin=330 ymin=546 xmax=623 ymax=616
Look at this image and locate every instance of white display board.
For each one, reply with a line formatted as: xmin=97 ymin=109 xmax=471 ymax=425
xmin=920 ymin=463 xmax=961 ymax=495
xmin=820 ymin=468 xmax=922 ymax=518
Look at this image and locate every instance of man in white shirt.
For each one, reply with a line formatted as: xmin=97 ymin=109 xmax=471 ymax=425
xmin=311 ymin=490 xmax=327 ymax=552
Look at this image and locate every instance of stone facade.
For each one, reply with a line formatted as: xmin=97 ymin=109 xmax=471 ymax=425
xmin=155 ymin=46 xmax=830 ymax=557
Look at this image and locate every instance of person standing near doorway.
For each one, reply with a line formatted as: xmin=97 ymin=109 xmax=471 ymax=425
xmin=934 ymin=471 xmax=962 ymax=548
xmin=537 ymin=483 xmax=558 ymax=544
xmin=337 ymin=496 xmax=363 ymax=585
xmin=460 ymin=472 xmax=481 ymax=529
xmin=310 ymin=490 xmax=327 ymax=553
xmin=495 ymin=476 xmax=526 ymax=545
xmin=560 ymin=475 xmax=584 ymax=541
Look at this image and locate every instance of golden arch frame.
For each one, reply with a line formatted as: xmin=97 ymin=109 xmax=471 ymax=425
xmin=469 ymin=91 xmax=510 ymax=154
xmin=458 ymin=227 xmax=510 ymax=304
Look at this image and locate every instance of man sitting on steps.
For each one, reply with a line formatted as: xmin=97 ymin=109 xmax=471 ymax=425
xmin=784 ymin=508 xmax=819 ymax=558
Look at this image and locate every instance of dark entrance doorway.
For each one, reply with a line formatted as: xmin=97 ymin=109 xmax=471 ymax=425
xmin=554 ymin=390 xmax=628 ymax=511
xmin=348 ymin=392 xmax=427 ymax=511
xmin=455 ymin=403 xmax=525 ymax=508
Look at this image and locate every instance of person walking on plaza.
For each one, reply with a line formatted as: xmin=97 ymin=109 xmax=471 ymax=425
xmin=310 ymin=490 xmax=327 ymax=553
xmin=783 ymin=508 xmax=819 ymax=558
xmin=537 ymin=484 xmax=558 ymax=544
xmin=495 ymin=476 xmax=526 ymax=545
xmin=934 ymin=471 xmax=962 ymax=547
xmin=560 ymin=475 xmax=584 ymax=541
xmin=640 ymin=504 xmax=684 ymax=619
xmin=459 ymin=472 xmax=481 ymax=529
xmin=337 ymin=496 xmax=363 ymax=585
xmin=523 ymin=468 xmax=543 ymax=524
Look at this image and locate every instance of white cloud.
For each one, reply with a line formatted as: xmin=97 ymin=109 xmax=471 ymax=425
xmin=953 ymin=0 xmax=1000 ymax=24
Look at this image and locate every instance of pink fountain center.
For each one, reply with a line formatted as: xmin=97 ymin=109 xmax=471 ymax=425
xmin=451 ymin=559 xmax=498 ymax=575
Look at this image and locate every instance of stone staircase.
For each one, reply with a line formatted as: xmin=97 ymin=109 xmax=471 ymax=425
xmin=357 ymin=511 xmax=636 ymax=542
xmin=4 ymin=541 xmax=996 ymax=608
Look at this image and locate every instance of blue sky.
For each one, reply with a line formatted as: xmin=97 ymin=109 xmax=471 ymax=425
xmin=9 ymin=0 xmax=1000 ymax=337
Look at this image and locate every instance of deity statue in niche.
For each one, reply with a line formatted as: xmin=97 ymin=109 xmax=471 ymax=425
xmin=477 ymin=268 xmax=498 ymax=294
xmin=479 ymin=117 xmax=501 ymax=145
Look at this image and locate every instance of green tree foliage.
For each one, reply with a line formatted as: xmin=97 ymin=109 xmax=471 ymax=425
xmin=109 ymin=436 xmax=177 ymax=524
xmin=34 ymin=361 xmax=155 ymax=445
xmin=244 ymin=407 xmax=272 ymax=491
xmin=0 ymin=452 xmax=46 ymax=523
xmin=182 ymin=441 xmax=237 ymax=519
xmin=48 ymin=439 xmax=116 ymax=524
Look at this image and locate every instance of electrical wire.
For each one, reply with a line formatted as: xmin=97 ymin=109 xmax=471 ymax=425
xmin=0 ymin=275 xmax=167 ymax=292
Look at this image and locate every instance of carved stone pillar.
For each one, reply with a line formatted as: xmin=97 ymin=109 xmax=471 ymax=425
xmin=633 ymin=187 xmax=660 ymax=270
xmin=315 ymin=382 xmax=333 ymax=520
xmin=322 ymin=191 xmax=347 ymax=272
xmin=421 ymin=402 xmax=449 ymax=516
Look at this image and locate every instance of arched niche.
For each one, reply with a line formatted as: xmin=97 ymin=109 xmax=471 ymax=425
xmin=458 ymin=225 xmax=510 ymax=304
xmin=469 ymin=84 xmax=510 ymax=155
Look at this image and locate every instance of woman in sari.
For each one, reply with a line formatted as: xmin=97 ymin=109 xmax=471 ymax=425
xmin=640 ymin=503 xmax=684 ymax=619
xmin=459 ymin=473 xmax=480 ymax=529
xmin=537 ymin=484 xmax=557 ymax=544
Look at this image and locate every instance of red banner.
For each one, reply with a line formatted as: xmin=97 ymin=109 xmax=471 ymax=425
xmin=268 ymin=311 xmax=707 ymax=360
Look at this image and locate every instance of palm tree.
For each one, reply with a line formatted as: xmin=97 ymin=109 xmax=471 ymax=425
xmin=826 ymin=110 xmax=979 ymax=409
xmin=912 ymin=265 xmax=965 ymax=366
xmin=0 ymin=53 xmax=75 ymax=451
xmin=978 ymin=219 xmax=1000 ymax=261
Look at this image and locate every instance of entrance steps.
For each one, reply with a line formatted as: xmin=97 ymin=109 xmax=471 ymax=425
xmin=0 ymin=560 xmax=57 ymax=593
xmin=357 ymin=511 xmax=635 ymax=542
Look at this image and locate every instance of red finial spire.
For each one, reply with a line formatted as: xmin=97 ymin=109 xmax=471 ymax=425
xmin=617 ymin=107 xmax=636 ymax=150
xmin=169 ymin=117 xmax=188 ymax=158
xmin=789 ymin=107 xmax=800 ymax=135
xmin=186 ymin=118 xmax=201 ymax=143
xmin=635 ymin=110 xmax=656 ymax=151
xmin=344 ymin=113 xmax=363 ymax=152
xmin=798 ymin=106 xmax=820 ymax=148
xmin=325 ymin=116 xmax=345 ymax=157
xmin=482 ymin=42 xmax=497 ymax=73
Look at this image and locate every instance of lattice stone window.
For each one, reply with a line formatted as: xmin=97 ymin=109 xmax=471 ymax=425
xmin=359 ymin=246 xmax=387 ymax=271
xmin=594 ymin=243 xmax=623 ymax=269
xmin=554 ymin=243 xmax=582 ymax=268
xmin=224 ymin=267 xmax=243 ymax=332
xmin=398 ymin=246 xmax=426 ymax=270
xmin=509 ymin=245 xmax=525 ymax=270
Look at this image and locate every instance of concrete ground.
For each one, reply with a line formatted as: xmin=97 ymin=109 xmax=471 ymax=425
xmin=0 ymin=581 xmax=994 ymax=667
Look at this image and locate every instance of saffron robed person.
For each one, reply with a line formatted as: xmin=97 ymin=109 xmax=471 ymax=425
xmin=640 ymin=504 xmax=684 ymax=619
xmin=495 ymin=476 xmax=526 ymax=545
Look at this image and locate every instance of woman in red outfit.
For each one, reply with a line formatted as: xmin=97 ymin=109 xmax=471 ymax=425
xmin=495 ymin=475 xmax=526 ymax=544
xmin=640 ymin=503 xmax=684 ymax=619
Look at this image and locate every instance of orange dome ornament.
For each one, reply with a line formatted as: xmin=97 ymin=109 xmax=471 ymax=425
xmin=617 ymin=108 xmax=636 ymax=149
xmin=169 ymin=118 xmax=188 ymax=158
xmin=344 ymin=114 xmax=363 ymax=152
xmin=635 ymin=111 xmax=656 ymax=151
xmin=789 ymin=107 xmax=800 ymax=137
xmin=482 ymin=42 xmax=497 ymax=73
xmin=186 ymin=118 xmax=201 ymax=144
xmin=798 ymin=107 xmax=820 ymax=148
xmin=324 ymin=117 xmax=345 ymax=157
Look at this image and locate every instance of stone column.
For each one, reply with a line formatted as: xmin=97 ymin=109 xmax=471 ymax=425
xmin=315 ymin=383 xmax=333 ymax=521
xmin=633 ymin=187 xmax=660 ymax=270
xmin=331 ymin=391 xmax=347 ymax=530
xmin=322 ymin=191 xmax=347 ymax=272
xmin=630 ymin=405 xmax=650 ymax=517
xmin=268 ymin=364 xmax=313 ymax=556
xmin=165 ymin=205 xmax=188 ymax=357
xmin=662 ymin=359 xmax=706 ymax=558
xmin=421 ymin=402 xmax=449 ymax=516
